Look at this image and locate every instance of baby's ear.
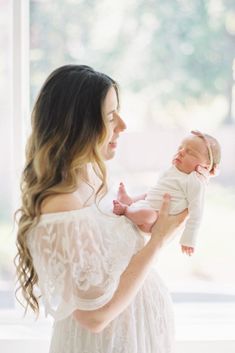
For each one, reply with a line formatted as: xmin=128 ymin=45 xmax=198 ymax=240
xmin=209 ymin=164 xmax=220 ymax=177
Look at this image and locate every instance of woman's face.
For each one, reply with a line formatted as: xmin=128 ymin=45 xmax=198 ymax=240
xmin=100 ymin=86 xmax=126 ymax=160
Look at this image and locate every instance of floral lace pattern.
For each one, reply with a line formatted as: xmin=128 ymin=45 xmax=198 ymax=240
xmin=27 ymin=205 xmax=175 ymax=353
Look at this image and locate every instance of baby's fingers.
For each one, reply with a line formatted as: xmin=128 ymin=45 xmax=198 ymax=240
xmin=181 ymin=245 xmax=194 ymax=256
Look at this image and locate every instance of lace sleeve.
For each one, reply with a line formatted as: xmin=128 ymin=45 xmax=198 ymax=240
xmin=27 ymin=211 xmax=132 ymax=321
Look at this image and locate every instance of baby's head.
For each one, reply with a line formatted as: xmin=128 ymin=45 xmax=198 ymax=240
xmin=173 ymin=130 xmax=221 ymax=176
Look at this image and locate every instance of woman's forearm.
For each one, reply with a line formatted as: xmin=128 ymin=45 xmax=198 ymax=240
xmin=73 ymin=235 xmax=163 ymax=332
xmin=73 ymin=195 xmax=186 ymax=333
xmin=98 ymin=235 xmax=163 ymax=325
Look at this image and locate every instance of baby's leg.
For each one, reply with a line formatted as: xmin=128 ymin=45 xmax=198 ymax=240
xmin=113 ymin=200 xmax=158 ymax=232
xmin=117 ymin=182 xmax=133 ymax=205
xmin=125 ymin=207 xmax=158 ymax=229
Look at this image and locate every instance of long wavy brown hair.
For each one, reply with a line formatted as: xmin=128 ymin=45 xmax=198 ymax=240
xmin=14 ymin=65 xmax=119 ymax=315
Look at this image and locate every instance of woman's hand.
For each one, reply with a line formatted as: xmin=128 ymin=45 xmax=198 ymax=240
xmin=151 ymin=193 xmax=188 ymax=245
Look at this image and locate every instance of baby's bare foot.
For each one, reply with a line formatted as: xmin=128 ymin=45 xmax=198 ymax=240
xmin=113 ymin=200 xmax=127 ymax=215
xmin=117 ymin=182 xmax=132 ymax=205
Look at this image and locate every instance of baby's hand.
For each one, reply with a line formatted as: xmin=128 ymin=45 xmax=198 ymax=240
xmin=196 ymin=165 xmax=210 ymax=182
xmin=181 ymin=245 xmax=194 ymax=256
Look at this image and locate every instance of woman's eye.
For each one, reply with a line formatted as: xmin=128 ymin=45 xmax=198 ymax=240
xmin=108 ymin=112 xmax=116 ymax=122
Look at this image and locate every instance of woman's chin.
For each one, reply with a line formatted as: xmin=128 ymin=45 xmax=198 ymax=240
xmin=102 ymin=150 xmax=116 ymax=161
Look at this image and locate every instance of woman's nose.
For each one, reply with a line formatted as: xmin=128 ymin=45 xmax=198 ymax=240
xmin=116 ymin=115 xmax=127 ymax=132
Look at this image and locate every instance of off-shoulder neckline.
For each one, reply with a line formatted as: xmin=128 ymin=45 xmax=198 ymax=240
xmin=39 ymin=205 xmax=94 ymax=220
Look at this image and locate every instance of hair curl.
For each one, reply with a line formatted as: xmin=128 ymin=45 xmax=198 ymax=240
xmin=14 ymin=65 xmax=119 ymax=314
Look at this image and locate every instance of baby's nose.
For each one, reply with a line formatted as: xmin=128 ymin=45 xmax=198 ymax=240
xmin=178 ymin=148 xmax=185 ymax=156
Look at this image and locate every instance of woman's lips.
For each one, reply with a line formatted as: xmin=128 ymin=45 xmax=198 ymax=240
xmin=109 ymin=142 xmax=117 ymax=148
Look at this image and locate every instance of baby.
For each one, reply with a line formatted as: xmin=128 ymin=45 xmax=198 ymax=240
xmin=113 ymin=130 xmax=221 ymax=255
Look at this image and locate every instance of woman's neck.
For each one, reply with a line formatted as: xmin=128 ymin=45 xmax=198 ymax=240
xmin=75 ymin=163 xmax=103 ymax=206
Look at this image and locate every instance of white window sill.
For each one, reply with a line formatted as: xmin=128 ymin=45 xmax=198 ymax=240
xmin=174 ymin=302 xmax=235 ymax=341
xmin=0 ymin=302 xmax=235 ymax=353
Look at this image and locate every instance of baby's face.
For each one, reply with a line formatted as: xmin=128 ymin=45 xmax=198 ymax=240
xmin=172 ymin=136 xmax=210 ymax=174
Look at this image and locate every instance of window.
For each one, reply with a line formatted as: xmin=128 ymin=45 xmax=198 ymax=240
xmin=1 ymin=0 xmax=235 ymax=313
xmin=30 ymin=0 xmax=235 ymax=303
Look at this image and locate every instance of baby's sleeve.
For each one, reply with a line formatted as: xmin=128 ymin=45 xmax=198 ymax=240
xmin=28 ymin=215 xmax=125 ymax=321
xmin=179 ymin=173 xmax=206 ymax=247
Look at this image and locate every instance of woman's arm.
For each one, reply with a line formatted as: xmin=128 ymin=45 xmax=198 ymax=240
xmin=73 ymin=194 xmax=187 ymax=332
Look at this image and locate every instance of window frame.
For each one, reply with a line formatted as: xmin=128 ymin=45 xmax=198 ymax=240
xmin=11 ymin=0 xmax=30 ymax=210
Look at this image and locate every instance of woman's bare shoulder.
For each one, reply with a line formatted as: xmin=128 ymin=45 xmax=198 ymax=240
xmin=40 ymin=193 xmax=83 ymax=214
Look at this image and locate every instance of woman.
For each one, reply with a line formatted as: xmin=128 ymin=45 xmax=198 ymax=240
xmin=15 ymin=65 xmax=187 ymax=353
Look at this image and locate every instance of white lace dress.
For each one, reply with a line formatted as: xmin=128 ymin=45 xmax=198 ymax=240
xmin=27 ymin=204 xmax=175 ymax=353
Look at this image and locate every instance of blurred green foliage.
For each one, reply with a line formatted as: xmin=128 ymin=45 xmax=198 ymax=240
xmin=30 ymin=0 xmax=235 ymax=123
